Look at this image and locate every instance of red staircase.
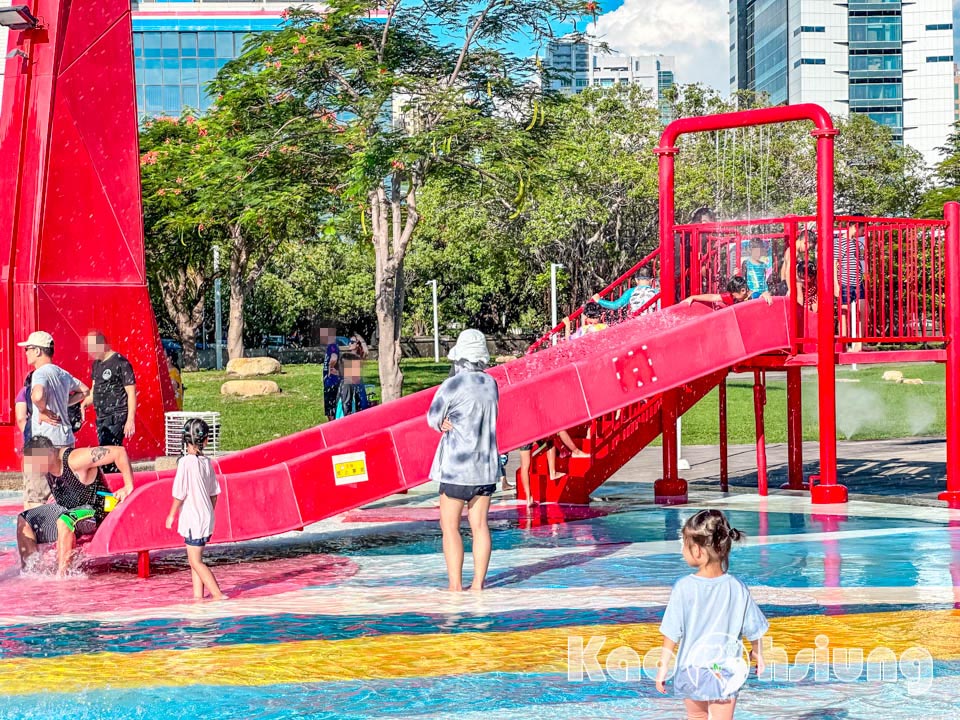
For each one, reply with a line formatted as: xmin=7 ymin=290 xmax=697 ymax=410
xmin=523 ymin=369 xmax=726 ymax=504
xmin=520 ymin=251 xmax=695 ymax=504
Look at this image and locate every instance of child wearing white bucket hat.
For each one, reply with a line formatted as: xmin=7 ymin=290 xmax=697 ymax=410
xmin=428 ymin=329 xmax=499 ymax=591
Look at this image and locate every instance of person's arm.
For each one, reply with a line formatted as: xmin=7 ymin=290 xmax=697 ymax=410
xmin=592 ymin=289 xmax=631 ymax=311
xmin=757 ymin=291 xmax=774 ymax=306
xmin=682 ymin=293 xmax=723 ymax=306
xmin=328 ymin=348 xmax=340 ymax=377
xmin=82 ymin=379 xmax=95 ymax=409
xmin=69 ymin=446 xmax=135 ymax=500
xmin=427 ymin=385 xmax=450 ymax=432
xmin=165 ymin=497 xmax=184 ymax=530
xmin=123 ymin=385 xmax=137 ymax=438
xmin=15 ymin=401 xmax=27 ymax=433
xmin=749 ymin=637 xmax=766 ymax=676
xmin=358 ymin=383 xmax=370 ymax=411
xmin=31 ymin=384 xmax=60 ymax=426
xmin=67 ymin=379 xmax=89 ymax=407
xmin=655 ymin=637 xmax=678 ymax=693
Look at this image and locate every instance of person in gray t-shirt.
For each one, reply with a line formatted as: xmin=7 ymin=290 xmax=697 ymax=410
xmin=18 ymin=332 xmax=89 ymax=509
xmin=428 ymin=329 xmax=499 ymax=592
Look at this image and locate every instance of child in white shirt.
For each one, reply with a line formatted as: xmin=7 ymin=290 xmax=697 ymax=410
xmin=165 ymin=418 xmax=225 ymax=600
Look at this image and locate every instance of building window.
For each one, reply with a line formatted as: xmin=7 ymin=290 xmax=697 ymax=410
xmin=800 ymin=26 xmax=825 ymax=33
xmin=134 ymin=30 xmax=249 ymax=118
xmin=926 ymin=24 xmax=953 ymax=31
xmin=576 ymin=78 xmax=588 ymax=87
xmin=849 ymin=17 xmax=901 ymax=44
xmin=927 ymin=56 xmax=954 ymax=63
xmin=850 ymin=54 xmax=902 ymax=73
xmin=795 ymin=58 xmax=826 ymax=67
xmin=849 ymin=83 xmax=902 ymax=101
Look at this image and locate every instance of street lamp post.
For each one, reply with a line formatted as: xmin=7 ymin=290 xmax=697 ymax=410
xmin=430 ymin=280 xmax=439 ymax=363
xmin=213 ymin=246 xmax=223 ymax=371
xmin=550 ymin=263 xmax=563 ymax=345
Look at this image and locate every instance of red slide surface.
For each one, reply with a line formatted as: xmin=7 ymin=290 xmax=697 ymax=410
xmin=87 ymin=298 xmax=792 ymax=558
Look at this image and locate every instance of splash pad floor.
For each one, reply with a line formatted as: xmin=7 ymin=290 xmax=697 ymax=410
xmin=1 ymin=476 xmax=959 ymax=719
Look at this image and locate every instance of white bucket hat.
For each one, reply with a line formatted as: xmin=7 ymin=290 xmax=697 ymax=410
xmin=448 ymin=329 xmax=489 ymax=365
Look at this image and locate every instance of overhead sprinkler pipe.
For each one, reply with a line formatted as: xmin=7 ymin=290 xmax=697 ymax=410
xmin=656 ymin=104 xmax=844 ymax=504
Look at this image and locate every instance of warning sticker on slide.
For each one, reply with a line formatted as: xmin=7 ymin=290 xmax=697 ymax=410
xmin=333 ymin=451 xmax=369 ymax=485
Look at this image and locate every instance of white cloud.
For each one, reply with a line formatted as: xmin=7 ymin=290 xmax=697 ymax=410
xmin=590 ymin=0 xmax=730 ymax=92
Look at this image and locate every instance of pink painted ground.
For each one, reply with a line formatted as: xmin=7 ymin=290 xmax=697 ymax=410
xmin=0 ymin=551 xmax=359 ymax=615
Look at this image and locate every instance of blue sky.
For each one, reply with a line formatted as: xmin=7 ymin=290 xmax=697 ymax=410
xmin=522 ymin=0 xmax=731 ymax=91
xmin=523 ymin=0 xmax=960 ymax=94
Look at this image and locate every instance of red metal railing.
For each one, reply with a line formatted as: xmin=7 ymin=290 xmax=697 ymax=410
xmin=530 ymin=214 xmax=948 ymax=355
xmin=527 ymin=247 xmax=661 ymax=353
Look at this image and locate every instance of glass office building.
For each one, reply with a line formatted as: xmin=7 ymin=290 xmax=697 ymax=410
xmin=729 ymin=0 xmax=954 ymax=165
xmin=131 ymin=2 xmax=315 ymax=118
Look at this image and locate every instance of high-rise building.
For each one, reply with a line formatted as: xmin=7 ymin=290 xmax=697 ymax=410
xmin=954 ymin=64 xmax=960 ymax=124
xmin=730 ymin=0 xmax=955 ymax=165
xmin=131 ymin=1 xmax=325 ymax=118
xmin=544 ymin=35 xmax=676 ymax=120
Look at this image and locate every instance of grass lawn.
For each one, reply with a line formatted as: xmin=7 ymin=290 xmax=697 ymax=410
xmin=184 ymin=360 xmax=946 ymax=451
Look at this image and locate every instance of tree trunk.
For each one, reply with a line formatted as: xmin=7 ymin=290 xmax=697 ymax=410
xmin=370 ymin=175 xmax=420 ymax=403
xmin=226 ymin=226 xmax=247 ymax=361
xmin=160 ymin=274 xmax=205 ymax=372
xmin=174 ymin=312 xmax=202 ymax=372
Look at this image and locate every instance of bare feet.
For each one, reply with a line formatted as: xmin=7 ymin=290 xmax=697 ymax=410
xmin=447 ymin=584 xmax=463 ymax=592
xmin=469 ymin=584 xmax=484 ymax=592
xmin=526 ymin=497 xmax=535 ymax=508
xmin=550 ymin=471 xmax=567 ymax=481
xmin=571 ymin=450 xmax=589 ymax=459
xmin=210 ymin=593 xmax=228 ymax=601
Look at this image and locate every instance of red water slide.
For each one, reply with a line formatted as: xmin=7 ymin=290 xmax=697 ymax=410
xmin=88 ymin=298 xmax=793 ymax=570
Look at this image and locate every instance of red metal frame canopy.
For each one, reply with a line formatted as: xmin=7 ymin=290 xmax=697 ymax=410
xmin=655 ymin=104 xmax=846 ymax=504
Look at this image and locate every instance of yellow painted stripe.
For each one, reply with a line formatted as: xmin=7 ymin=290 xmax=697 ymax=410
xmin=1 ymin=611 xmax=959 ymax=695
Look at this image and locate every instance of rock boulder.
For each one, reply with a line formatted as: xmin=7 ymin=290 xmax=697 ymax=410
xmin=221 ymin=380 xmax=281 ymax=397
xmin=881 ymin=370 xmax=904 ymax=383
xmin=226 ymin=357 xmax=282 ymax=377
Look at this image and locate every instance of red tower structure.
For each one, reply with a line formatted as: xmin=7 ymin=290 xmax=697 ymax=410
xmin=0 ymin=1 xmax=176 ymax=470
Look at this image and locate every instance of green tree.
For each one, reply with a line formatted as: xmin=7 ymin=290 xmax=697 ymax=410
xmin=140 ymin=115 xmax=216 ymax=370
xmin=211 ymin=0 xmax=587 ymax=401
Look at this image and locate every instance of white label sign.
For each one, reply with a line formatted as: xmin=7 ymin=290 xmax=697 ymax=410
xmin=332 ymin=451 xmax=369 ymax=486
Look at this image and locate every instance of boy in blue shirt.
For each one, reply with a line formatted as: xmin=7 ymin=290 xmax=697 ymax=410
xmin=593 ymin=266 xmax=659 ymax=316
xmin=740 ymin=240 xmax=769 ymax=299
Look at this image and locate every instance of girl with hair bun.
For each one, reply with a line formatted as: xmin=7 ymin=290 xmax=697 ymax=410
xmin=165 ymin=418 xmax=225 ymax=600
xmin=655 ymin=509 xmax=768 ymax=719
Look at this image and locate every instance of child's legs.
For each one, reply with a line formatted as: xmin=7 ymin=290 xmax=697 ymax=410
xmin=547 ymin=445 xmax=561 ymax=479
xmin=190 ymin=566 xmax=203 ymax=598
xmin=519 ymin=449 xmax=532 ymax=499
xmin=186 ymin=544 xmax=224 ymax=598
xmin=438 ymin=493 xmax=465 ymax=591
xmin=466 ymin=494 xmax=492 ymax=590
xmin=558 ymin=430 xmax=586 ymax=457
xmin=708 ymin=698 xmax=737 ymax=720
xmin=683 ymin=698 xmax=737 ymax=720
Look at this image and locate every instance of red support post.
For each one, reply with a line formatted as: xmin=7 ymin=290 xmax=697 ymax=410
xmin=940 ymin=201 xmax=960 ymax=508
xmin=784 ymin=366 xmax=807 ymax=490
xmin=654 ymin=144 xmax=686 ymax=504
xmin=785 ymin=217 xmax=799 ymax=350
xmin=137 ymin=550 xmax=151 ymax=579
xmin=753 ymin=371 xmax=768 ymax=496
xmin=811 ymin=126 xmax=847 ymax=504
xmin=719 ymin=375 xmax=729 ymax=492
xmin=656 ymin=105 xmax=841 ymax=505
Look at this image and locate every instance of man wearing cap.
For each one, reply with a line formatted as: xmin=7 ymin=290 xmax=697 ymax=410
xmin=427 ymin=329 xmax=500 ymax=592
xmin=18 ymin=331 xmax=89 ymax=508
